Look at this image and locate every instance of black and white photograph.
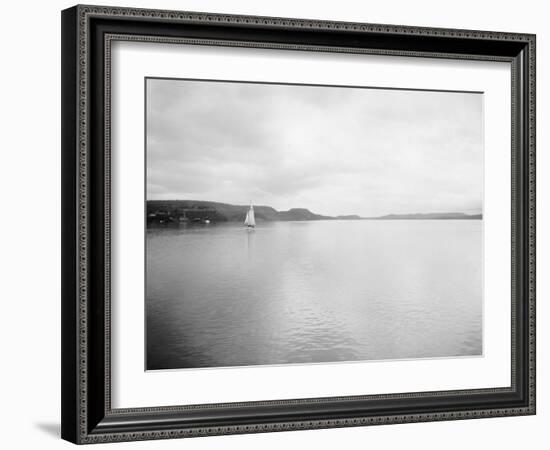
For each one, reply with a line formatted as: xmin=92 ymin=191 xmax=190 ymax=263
xmin=56 ymin=4 xmax=537 ymax=445
xmin=145 ymin=78 xmax=484 ymax=371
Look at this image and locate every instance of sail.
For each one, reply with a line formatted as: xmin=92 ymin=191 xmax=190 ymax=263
xmin=249 ymin=206 xmax=255 ymax=226
xmin=244 ymin=205 xmax=256 ymax=227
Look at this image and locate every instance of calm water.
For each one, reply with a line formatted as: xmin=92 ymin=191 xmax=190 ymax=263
xmin=146 ymin=220 xmax=482 ymax=370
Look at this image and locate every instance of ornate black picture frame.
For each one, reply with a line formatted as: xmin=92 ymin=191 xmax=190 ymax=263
xmin=61 ymin=4 xmax=536 ymax=444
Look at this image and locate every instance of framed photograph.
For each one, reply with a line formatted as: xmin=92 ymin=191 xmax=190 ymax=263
xmin=61 ymin=5 xmax=536 ymax=444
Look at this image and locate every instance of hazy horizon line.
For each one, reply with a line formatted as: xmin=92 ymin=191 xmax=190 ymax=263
xmin=146 ymin=198 xmax=482 ymax=218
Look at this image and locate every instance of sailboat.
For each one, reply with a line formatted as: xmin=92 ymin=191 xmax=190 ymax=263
xmin=244 ymin=203 xmax=256 ymax=229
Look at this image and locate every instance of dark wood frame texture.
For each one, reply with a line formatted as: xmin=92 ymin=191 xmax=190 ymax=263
xmin=61 ymin=4 xmax=536 ymax=444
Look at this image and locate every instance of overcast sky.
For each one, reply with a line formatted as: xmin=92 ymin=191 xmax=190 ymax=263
xmin=146 ymin=78 xmax=483 ymax=217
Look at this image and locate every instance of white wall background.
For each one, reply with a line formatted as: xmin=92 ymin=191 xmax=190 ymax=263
xmin=0 ymin=0 xmax=545 ymax=448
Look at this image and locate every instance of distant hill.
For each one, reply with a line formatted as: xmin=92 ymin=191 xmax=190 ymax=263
xmin=147 ymin=200 xmax=333 ymax=223
xmin=276 ymin=208 xmax=332 ymax=221
xmin=367 ymin=212 xmax=482 ymax=220
xmin=147 ymin=200 xmax=482 ymax=224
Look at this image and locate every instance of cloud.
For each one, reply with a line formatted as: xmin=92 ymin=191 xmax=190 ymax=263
xmin=146 ymin=79 xmax=483 ymax=216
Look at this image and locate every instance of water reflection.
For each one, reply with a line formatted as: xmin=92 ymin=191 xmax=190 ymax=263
xmin=146 ymin=220 xmax=482 ymax=370
xmin=245 ymin=228 xmax=255 ymax=262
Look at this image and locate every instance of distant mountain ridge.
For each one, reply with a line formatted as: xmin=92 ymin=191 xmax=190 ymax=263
xmin=367 ymin=212 xmax=482 ymax=220
xmin=146 ymin=200 xmax=332 ymax=223
xmin=147 ymin=200 xmax=482 ymax=223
